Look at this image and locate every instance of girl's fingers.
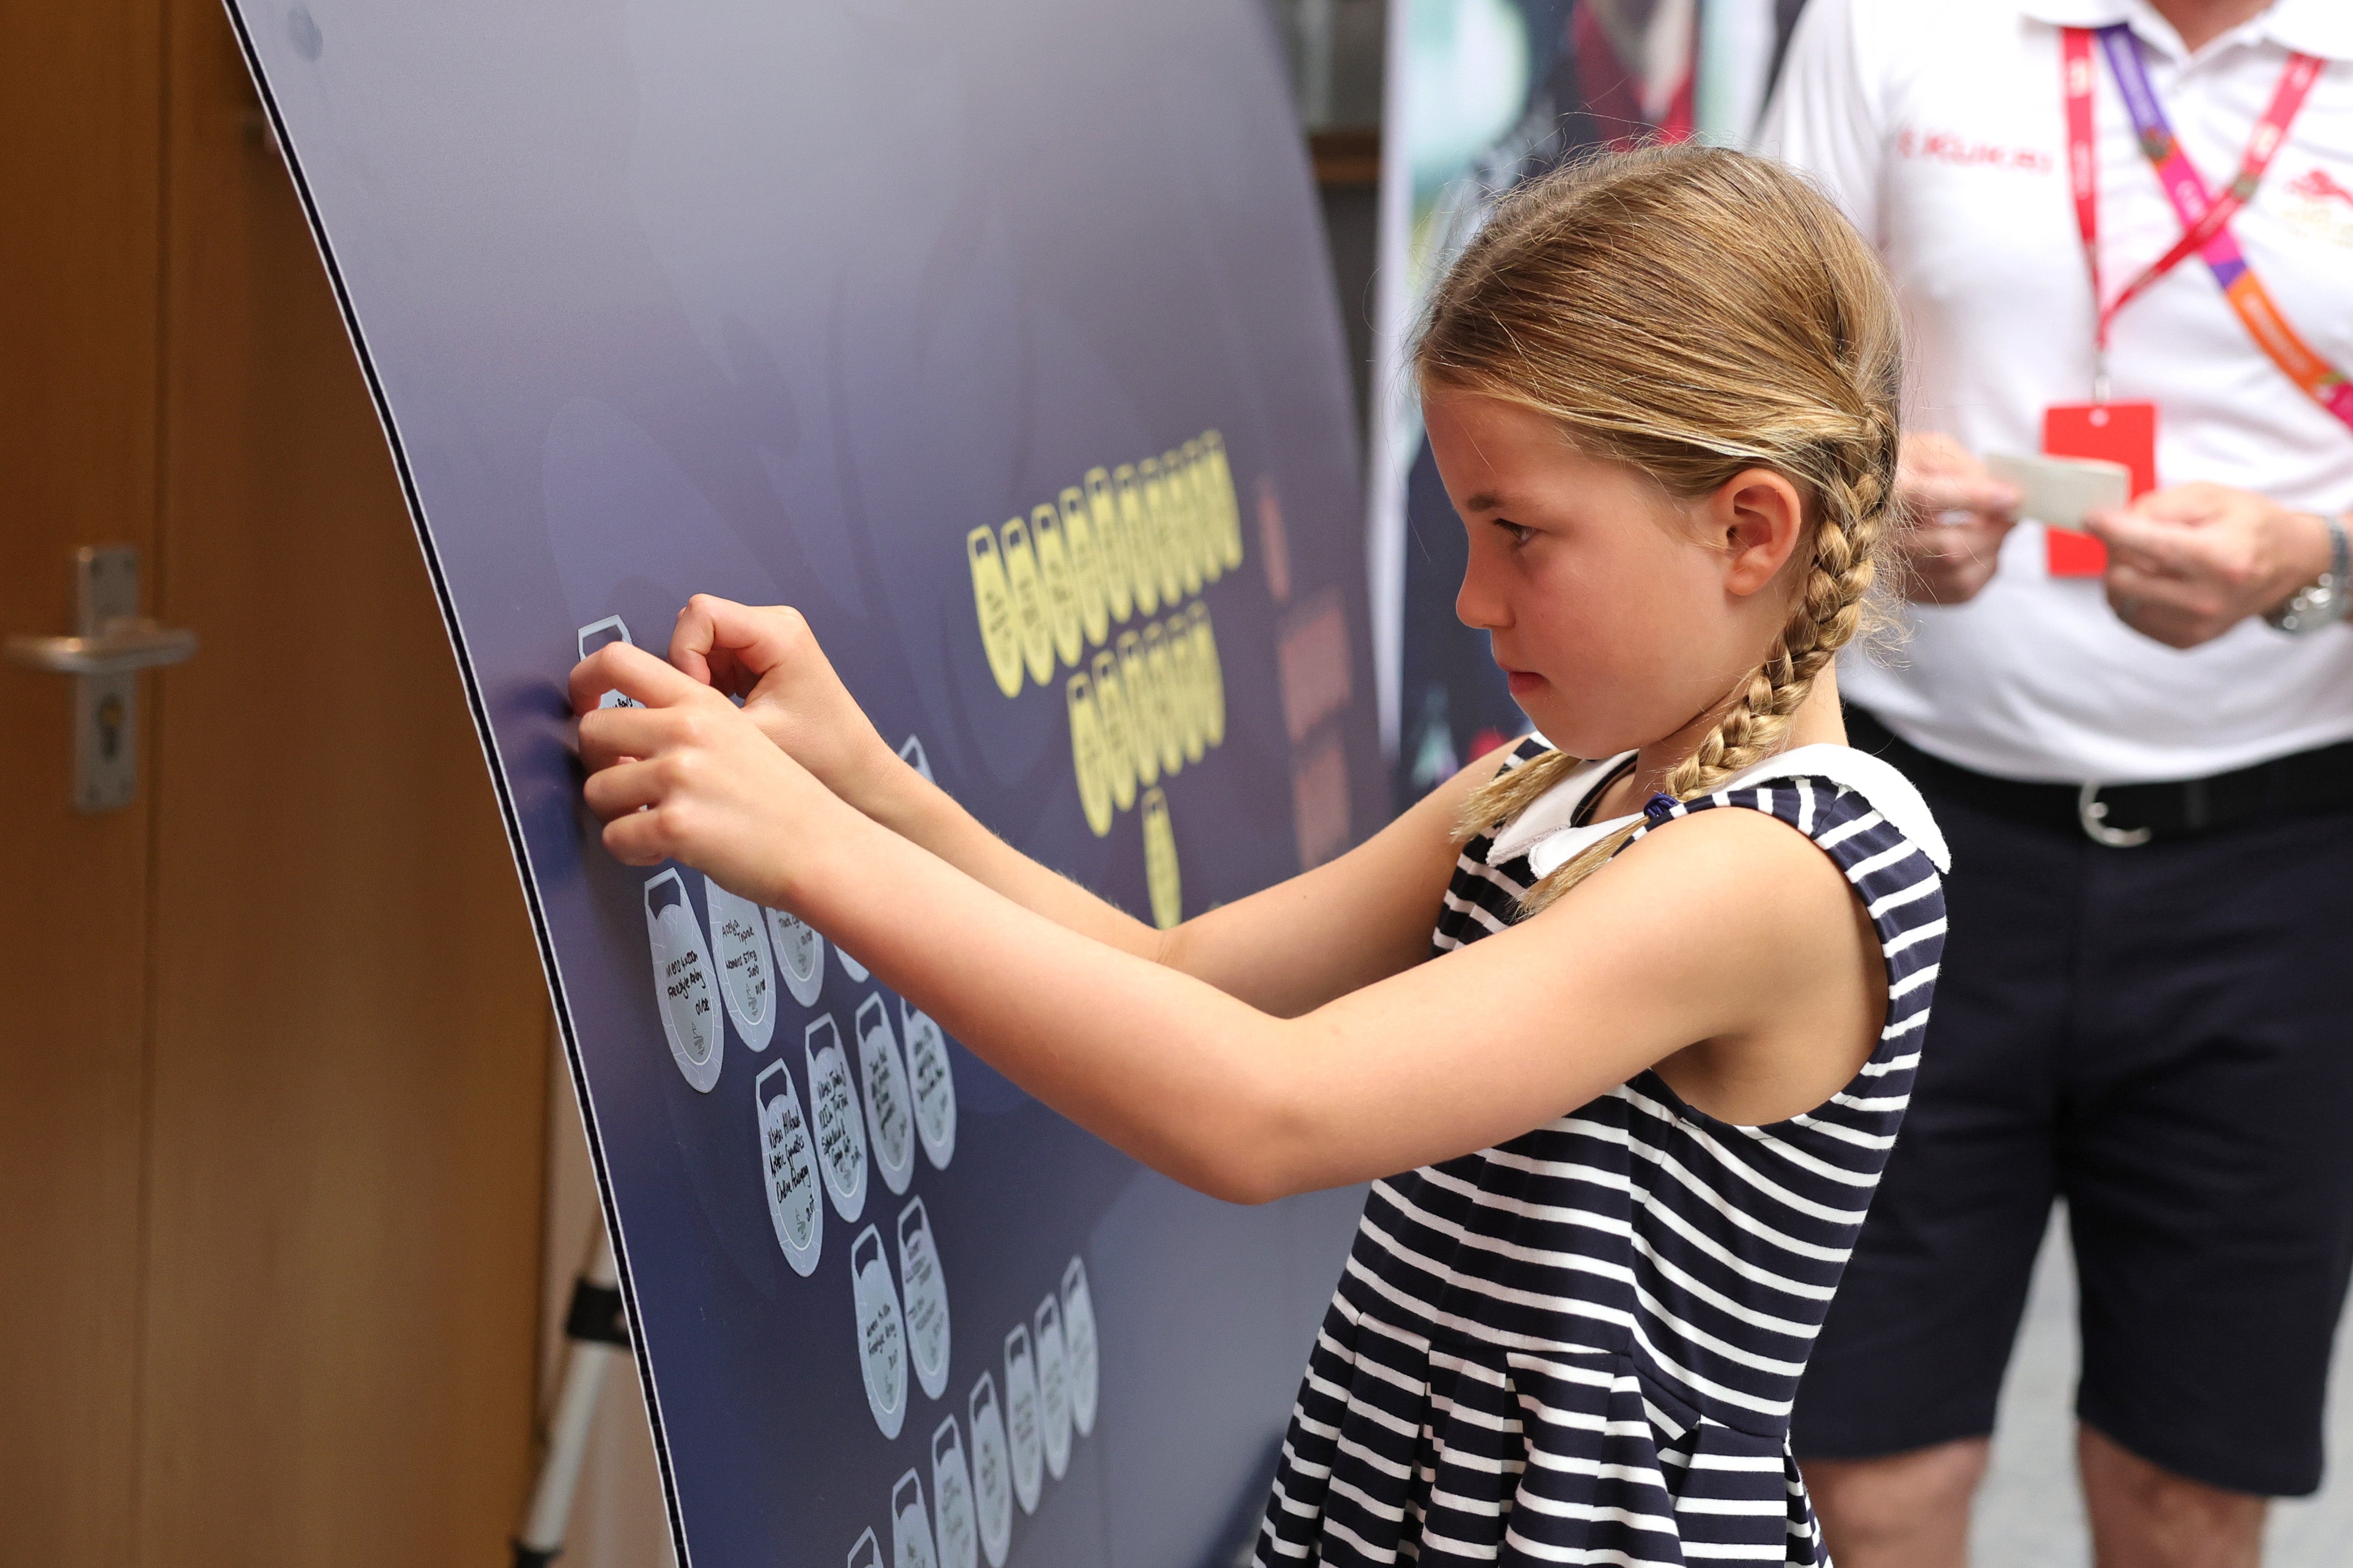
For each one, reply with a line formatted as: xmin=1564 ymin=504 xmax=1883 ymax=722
xmin=601 ymin=808 xmax=676 ymax=866
xmin=577 ymin=703 xmax=683 ymax=772
xmin=581 ymin=756 xmax=668 ymax=821
xmin=671 ymin=596 xmax=808 ymax=692
xmin=667 ymin=595 xmax=736 ymax=687
xmin=567 ymin=641 xmax=706 ymax=717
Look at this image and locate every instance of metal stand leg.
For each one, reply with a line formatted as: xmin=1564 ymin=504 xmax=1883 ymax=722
xmin=514 ymin=1226 xmax=630 ymax=1567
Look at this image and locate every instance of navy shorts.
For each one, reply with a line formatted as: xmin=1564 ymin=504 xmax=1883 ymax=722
xmin=1790 ymin=746 xmax=2353 ymax=1496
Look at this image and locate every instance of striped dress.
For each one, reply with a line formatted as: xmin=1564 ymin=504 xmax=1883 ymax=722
xmin=1257 ymin=737 xmax=1950 ymax=1566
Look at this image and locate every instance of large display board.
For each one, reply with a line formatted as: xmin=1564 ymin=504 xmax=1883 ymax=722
xmin=222 ymin=1 xmax=1385 ymax=1562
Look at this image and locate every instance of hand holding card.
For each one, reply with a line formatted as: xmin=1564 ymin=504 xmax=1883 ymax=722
xmin=1985 ymin=453 xmax=2133 ymax=534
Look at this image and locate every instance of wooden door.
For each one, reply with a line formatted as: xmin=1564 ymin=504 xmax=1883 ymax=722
xmin=2 ymin=3 xmax=554 ymax=1561
xmin=0 ymin=3 xmax=162 ymax=1561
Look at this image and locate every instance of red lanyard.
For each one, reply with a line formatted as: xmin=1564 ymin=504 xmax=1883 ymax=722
xmin=2061 ymin=26 xmax=2324 ymax=398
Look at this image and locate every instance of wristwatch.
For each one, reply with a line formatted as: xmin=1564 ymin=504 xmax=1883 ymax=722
xmin=2266 ymin=514 xmax=2352 ymax=636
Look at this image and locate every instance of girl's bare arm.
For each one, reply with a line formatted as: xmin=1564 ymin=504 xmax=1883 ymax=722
xmin=573 ymin=641 xmax=1881 ymax=1204
xmin=655 ymin=595 xmax=1494 ymax=1018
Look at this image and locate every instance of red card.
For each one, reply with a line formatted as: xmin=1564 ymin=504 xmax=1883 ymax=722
xmin=2041 ymin=402 xmax=2157 ymax=576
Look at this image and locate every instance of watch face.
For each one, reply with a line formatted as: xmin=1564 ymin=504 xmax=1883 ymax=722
xmin=2266 ymin=518 xmax=2350 ymax=634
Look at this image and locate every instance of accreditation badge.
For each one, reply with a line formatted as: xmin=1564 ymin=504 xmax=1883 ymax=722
xmin=2042 ymin=402 xmax=2157 ymax=575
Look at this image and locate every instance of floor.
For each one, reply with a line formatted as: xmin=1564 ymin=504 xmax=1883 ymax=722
xmin=1970 ymin=1211 xmax=2353 ymax=1565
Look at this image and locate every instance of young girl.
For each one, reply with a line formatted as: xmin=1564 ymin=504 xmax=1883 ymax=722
xmin=570 ymin=145 xmax=1946 ymax=1566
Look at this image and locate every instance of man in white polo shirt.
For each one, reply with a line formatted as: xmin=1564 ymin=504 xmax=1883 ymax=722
xmin=1761 ymin=1 xmax=2353 ymax=1562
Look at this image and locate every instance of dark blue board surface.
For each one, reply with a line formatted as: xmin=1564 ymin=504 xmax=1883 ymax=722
xmin=222 ymin=1 xmax=1385 ymax=1563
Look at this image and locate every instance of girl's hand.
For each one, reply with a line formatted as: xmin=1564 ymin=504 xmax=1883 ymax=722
xmin=666 ymin=595 xmax=908 ymax=818
xmin=569 ymin=641 xmax=859 ymax=904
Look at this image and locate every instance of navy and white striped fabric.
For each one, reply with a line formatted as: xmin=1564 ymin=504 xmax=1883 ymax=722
xmin=1257 ymin=737 xmax=1948 ymax=1566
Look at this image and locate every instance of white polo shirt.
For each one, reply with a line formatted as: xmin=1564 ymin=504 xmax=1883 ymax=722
xmin=1759 ymin=0 xmax=2353 ymax=784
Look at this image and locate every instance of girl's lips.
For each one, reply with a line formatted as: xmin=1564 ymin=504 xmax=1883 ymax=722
xmin=1504 ymin=669 xmax=1547 ymax=696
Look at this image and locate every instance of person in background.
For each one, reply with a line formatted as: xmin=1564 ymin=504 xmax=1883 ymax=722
xmin=1760 ymin=2 xmax=2353 ymax=1565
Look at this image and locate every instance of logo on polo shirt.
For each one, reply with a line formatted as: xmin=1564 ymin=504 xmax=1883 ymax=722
xmin=2283 ymin=166 xmax=2353 ymax=247
xmin=2288 ymin=168 xmax=2353 ymax=206
xmin=1893 ymin=125 xmax=2054 ymax=175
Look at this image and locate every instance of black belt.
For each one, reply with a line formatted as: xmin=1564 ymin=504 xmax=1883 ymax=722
xmin=1845 ymin=706 xmax=2353 ymax=845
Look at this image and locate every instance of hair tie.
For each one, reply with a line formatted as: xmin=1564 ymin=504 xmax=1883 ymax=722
xmin=1643 ymin=793 xmax=1680 ymax=825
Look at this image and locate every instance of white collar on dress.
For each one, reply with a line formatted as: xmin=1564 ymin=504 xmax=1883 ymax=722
xmin=1484 ymin=749 xmax=1637 ymax=871
xmin=2016 ymin=0 xmax=2352 ymax=63
xmin=1484 ymin=741 xmax=1953 ymax=884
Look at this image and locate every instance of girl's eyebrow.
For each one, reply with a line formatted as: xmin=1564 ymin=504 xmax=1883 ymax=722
xmin=1462 ymin=490 xmax=1509 ymax=513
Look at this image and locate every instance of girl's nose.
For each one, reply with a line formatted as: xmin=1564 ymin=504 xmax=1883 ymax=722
xmin=1455 ymin=562 xmax=1510 ymax=632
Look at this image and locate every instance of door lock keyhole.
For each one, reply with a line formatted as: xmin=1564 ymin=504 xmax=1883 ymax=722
xmin=97 ymin=693 xmax=126 ymax=762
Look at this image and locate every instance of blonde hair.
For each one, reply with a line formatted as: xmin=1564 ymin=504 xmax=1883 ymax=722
xmin=1420 ymin=143 xmax=1905 ymax=915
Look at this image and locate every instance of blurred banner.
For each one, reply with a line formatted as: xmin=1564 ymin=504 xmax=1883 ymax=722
xmin=1368 ymin=0 xmax=1803 ymax=791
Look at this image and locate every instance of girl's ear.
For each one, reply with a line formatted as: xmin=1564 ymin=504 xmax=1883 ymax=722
xmin=1711 ymin=468 xmax=1808 ymax=597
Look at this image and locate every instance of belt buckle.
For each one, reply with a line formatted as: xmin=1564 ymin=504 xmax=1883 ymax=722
xmin=2076 ymin=783 xmax=2152 ymax=847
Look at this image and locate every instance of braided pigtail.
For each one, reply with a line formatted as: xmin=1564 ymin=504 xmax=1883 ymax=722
xmin=1434 ymin=143 xmax=1905 ymax=916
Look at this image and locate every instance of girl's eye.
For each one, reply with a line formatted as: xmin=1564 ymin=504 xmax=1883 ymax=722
xmin=1495 ymin=519 xmax=1533 ymax=545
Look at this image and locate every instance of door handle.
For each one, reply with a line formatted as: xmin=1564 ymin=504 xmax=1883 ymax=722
xmin=8 ymin=616 xmax=199 ymax=676
xmin=9 ymin=545 xmax=194 ymax=812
